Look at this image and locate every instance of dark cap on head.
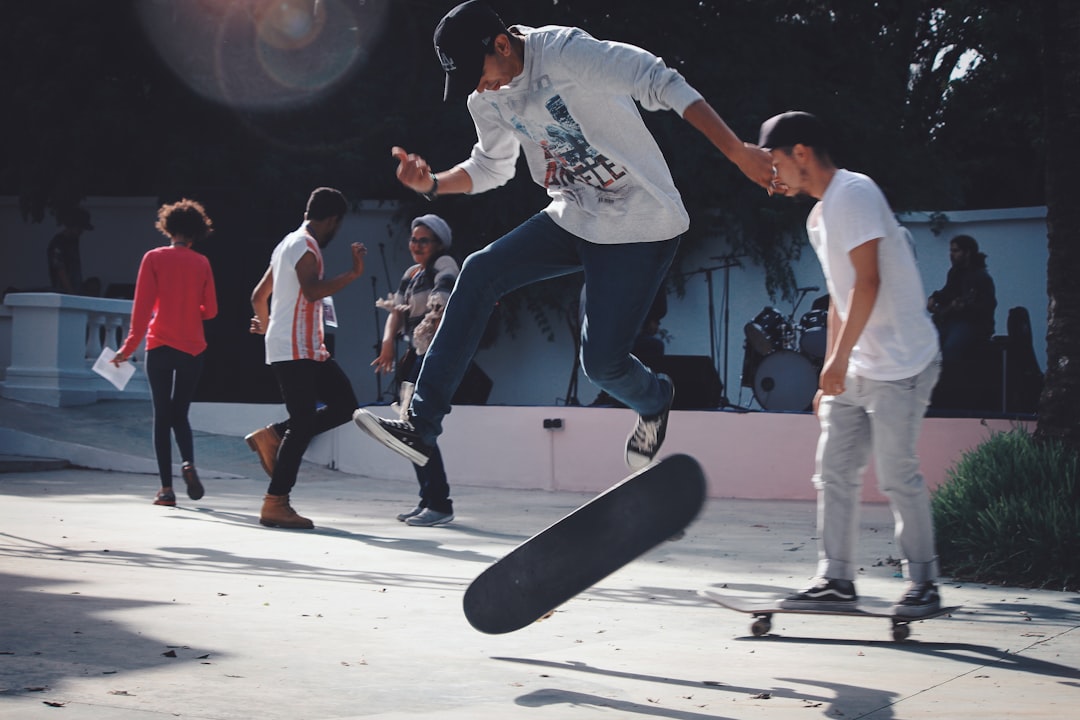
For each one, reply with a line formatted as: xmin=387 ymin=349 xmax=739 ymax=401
xmin=434 ymin=1 xmax=508 ymax=102
xmin=758 ymin=111 xmax=828 ymax=151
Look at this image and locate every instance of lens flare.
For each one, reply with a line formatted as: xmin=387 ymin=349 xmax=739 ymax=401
xmin=137 ymin=0 xmax=388 ymax=111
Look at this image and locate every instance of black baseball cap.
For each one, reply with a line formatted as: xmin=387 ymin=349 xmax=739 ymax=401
xmin=434 ymin=1 xmax=508 ymax=102
xmin=758 ymin=111 xmax=828 ymax=151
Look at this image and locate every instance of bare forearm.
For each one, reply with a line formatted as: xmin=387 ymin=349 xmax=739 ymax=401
xmin=682 ymin=99 xmax=743 ymax=158
xmin=835 ymin=280 xmax=879 ymax=362
xmin=302 ymin=269 xmax=360 ymax=302
xmin=682 ymin=99 xmax=774 ymax=190
xmin=427 ymin=166 xmax=474 ymax=197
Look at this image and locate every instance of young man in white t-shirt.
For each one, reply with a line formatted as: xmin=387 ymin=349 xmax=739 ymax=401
xmin=760 ymin=111 xmax=944 ymax=617
xmin=245 ymin=187 xmax=367 ymax=529
xmin=353 ymin=0 xmax=775 ymax=473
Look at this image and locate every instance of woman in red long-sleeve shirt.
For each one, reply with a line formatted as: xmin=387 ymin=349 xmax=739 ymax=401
xmin=114 ymin=199 xmax=218 ymax=506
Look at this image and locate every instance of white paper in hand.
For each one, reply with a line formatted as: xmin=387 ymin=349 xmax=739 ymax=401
xmin=93 ymin=347 xmax=136 ymax=391
xmin=323 ymin=296 xmax=338 ymax=328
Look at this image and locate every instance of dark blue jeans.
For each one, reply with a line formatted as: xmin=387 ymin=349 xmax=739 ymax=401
xmin=269 ymin=358 xmax=357 ymax=496
xmin=410 ymin=212 xmax=679 ymax=445
xmin=145 ymin=346 xmax=204 ymax=487
xmin=403 ymin=358 xmax=452 ymax=514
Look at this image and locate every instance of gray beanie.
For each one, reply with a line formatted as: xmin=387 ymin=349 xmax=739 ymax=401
xmin=410 ymin=214 xmax=452 ymax=249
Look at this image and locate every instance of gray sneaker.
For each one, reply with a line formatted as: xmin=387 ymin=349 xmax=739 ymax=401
xmin=625 ymin=374 xmax=675 ymax=469
xmin=405 ymin=508 xmax=454 ymax=527
xmin=396 ymin=506 xmax=423 ymax=522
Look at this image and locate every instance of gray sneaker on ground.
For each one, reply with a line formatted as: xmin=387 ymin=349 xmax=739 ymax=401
xmin=396 ymin=506 xmax=423 ymax=522
xmin=405 ymin=508 xmax=454 ymax=527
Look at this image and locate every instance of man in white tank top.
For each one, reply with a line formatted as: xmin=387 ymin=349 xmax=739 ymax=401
xmin=246 ymin=188 xmax=367 ymax=529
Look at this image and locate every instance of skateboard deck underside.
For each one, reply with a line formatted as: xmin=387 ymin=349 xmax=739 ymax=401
xmin=464 ymin=454 xmax=707 ymax=634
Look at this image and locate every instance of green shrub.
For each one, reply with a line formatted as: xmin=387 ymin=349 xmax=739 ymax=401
xmin=932 ymin=427 xmax=1080 ymax=591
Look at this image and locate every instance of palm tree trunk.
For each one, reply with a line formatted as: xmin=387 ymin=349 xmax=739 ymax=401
xmin=1036 ymin=0 xmax=1080 ymax=449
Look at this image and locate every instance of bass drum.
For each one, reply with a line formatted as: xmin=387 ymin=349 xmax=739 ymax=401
xmin=753 ymin=350 xmax=819 ymax=412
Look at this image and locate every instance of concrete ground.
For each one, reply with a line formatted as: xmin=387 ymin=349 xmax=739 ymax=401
xmin=1 ymin=397 xmax=1078 ymax=719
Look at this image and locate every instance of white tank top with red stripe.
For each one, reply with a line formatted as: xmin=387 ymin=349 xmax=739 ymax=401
xmin=264 ymin=226 xmax=329 ymax=363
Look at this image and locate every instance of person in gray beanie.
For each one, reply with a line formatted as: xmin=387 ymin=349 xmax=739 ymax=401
xmin=371 ymin=214 xmax=459 ymax=526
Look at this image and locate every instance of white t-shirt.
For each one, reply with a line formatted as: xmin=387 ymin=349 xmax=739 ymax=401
xmin=807 ymin=169 xmax=938 ymax=380
xmin=457 ymin=25 xmax=704 ymax=244
xmin=264 ymin=226 xmax=329 ymax=364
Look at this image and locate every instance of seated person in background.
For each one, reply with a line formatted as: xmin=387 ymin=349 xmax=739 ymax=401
xmin=927 ymin=234 xmax=996 ymax=405
xmin=47 ymin=207 xmax=94 ymax=294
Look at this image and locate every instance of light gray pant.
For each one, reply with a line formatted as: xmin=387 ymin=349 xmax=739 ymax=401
xmin=813 ymin=355 xmax=942 ymax=584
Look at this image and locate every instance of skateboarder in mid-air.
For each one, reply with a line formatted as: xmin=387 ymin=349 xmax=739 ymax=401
xmin=760 ymin=111 xmax=944 ymax=618
xmin=352 ymin=0 xmax=775 ymax=470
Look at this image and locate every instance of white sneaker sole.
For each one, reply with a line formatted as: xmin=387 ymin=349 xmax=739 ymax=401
xmin=352 ymin=409 xmax=430 ymax=467
xmin=625 ymin=445 xmax=654 ymax=470
xmin=405 ymin=513 xmax=454 ymax=527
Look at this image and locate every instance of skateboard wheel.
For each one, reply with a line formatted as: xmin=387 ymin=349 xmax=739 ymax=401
xmin=892 ymin=623 xmax=910 ymax=641
xmin=751 ymin=618 xmax=771 ymax=637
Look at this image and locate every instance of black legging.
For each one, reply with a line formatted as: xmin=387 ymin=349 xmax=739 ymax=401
xmin=145 ymin=346 xmax=204 ymax=487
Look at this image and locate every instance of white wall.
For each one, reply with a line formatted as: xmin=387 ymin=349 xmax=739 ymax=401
xmin=1 ymin=198 xmax=1048 ymax=409
xmin=189 ymin=402 xmax=1029 ymax=503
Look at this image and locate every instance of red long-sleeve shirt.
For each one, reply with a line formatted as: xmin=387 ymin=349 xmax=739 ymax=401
xmin=119 ymin=244 xmax=217 ymax=357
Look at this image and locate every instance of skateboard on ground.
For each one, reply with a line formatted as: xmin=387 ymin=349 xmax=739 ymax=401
xmin=463 ymin=454 xmax=707 ymax=634
xmin=701 ymin=589 xmax=961 ymax=641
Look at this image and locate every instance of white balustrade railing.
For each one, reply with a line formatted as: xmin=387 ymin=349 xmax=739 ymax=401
xmin=0 ymin=292 xmax=148 ymax=406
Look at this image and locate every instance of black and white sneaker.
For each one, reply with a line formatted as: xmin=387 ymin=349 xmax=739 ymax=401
xmin=352 ymin=409 xmax=433 ymax=467
xmin=625 ymin=373 xmax=675 ymax=469
xmin=893 ymin=581 xmax=941 ymax=618
xmin=779 ymin=578 xmax=858 ymax=611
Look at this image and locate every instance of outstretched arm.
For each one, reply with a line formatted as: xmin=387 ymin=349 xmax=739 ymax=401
xmin=295 ymin=243 xmax=367 ymax=302
xmin=682 ymin=100 xmax=776 ymax=191
xmin=391 ymin=146 xmax=473 ymax=197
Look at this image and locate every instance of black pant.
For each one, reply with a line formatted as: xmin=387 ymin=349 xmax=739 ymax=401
xmin=268 ymin=358 xmax=357 ymax=496
xmin=145 ymin=346 xmax=204 ymax=487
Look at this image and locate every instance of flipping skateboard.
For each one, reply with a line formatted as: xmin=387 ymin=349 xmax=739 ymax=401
xmin=701 ymin=589 xmax=961 ymax=641
xmin=463 ymin=454 xmax=707 ymax=634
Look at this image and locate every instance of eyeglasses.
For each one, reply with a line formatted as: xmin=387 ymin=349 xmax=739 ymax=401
xmin=409 ymin=235 xmax=436 ymax=246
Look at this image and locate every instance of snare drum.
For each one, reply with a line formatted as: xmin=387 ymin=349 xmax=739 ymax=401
xmin=744 ymin=306 xmax=793 ymax=356
xmin=798 ymin=309 xmax=828 ymax=360
xmin=753 ymin=350 xmax=818 ymax=412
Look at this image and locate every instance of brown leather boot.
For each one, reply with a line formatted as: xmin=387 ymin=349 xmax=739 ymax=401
xmin=245 ymin=425 xmax=281 ymax=479
xmin=259 ymin=494 xmax=314 ymax=529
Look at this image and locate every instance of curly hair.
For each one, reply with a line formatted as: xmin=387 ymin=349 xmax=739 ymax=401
xmin=155 ymin=199 xmax=213 ymax=242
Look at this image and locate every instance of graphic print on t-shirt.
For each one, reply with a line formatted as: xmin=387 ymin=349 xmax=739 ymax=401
xmin=501 ymin=89 xmax=629 ymax=209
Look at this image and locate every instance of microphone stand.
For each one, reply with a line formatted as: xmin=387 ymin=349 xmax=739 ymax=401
xmin=370 ymin=276 xmax=386 ymax=402
xmin=710 ymin=254 xmax=744 ymax=405
xmin=373 ymin=240 xmax=399 ymax=404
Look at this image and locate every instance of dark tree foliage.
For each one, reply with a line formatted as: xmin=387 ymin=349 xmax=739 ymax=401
xmin=2 ymin=1 xmax=1047 ymax=320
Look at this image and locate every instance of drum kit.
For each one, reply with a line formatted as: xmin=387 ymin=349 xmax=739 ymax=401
xmin=742 ymin=289 xmax=828 ymax=411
